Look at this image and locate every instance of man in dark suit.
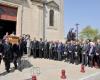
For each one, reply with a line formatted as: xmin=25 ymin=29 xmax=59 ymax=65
xmin=88 ymin=42 xmax=96 ymax=67
xmin=2 ymin=38 xmax=13 ymax=72
xmin=67 ymin=41 xmax=75 ymax=64
xmin=31 ymin=38 xmax=37 ymax=58
xmin=12 ymin=43 xmax=21 ymax=69
xmin=64 ymin=41 xmax=70 ymax=62
xmin=74 ymin=41 xmax=81 ymax=65
xmin=82 ymin=40 xmax=90 ymax=66
xmin=49 ymin=41 xmax=54 ymax=59
xmin=54 ymin=42 xmax=58 ymax=60
xmin=39 ymin=38 xmax=44 ymax=58
xmin=57 ymin=42 xmax=62 ymax=61
xmin=95 ymin=40 xmax=100 ymax=67
xmin=20 ymin=37 xmax=27 ymax=56
xmin=61 ymin=42 xmax=65 ymax=60
xmin=52 ymin=42 xmax=55 ymax=59
xmin=43 ymin=40 xmax=49 ymax=59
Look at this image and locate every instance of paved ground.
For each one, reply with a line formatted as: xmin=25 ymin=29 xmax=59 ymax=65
xmin=0 ymin=56 xmax=100 ymax=80
xmin=80 ymin=71 xmax=100 ymax=80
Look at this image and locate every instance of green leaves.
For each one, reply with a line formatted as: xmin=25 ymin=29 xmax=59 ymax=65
xmin=80 ymin=26 xmax=100 ymax=40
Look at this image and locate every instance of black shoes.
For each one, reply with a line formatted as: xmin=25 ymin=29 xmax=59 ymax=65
xmin=7 ymin=70 xmax=10 ymax=73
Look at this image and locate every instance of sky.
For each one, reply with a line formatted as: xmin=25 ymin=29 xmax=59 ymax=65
xmin=64 ymin=0 xmax=100 ymax=36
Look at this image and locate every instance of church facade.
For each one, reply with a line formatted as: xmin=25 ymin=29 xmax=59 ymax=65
xmin=0 ymin=0 xmax=64 ymax=41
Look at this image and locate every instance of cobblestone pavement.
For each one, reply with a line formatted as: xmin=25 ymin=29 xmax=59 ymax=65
xmin=0 ymin=56 xmax=100 ymax=80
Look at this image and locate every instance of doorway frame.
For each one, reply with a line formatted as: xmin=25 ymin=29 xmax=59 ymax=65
xmin=0 ymin=1 xmax=21 ymax=37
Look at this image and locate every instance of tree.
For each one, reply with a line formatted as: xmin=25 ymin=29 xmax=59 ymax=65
xmin=80 ymin=26 xmax=100 ymax=40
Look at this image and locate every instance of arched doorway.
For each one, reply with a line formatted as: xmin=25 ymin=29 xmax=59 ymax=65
xmin=0 ymin=4 xmax=17 ymax=39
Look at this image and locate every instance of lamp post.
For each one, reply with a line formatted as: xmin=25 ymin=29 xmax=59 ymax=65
xmin=75 ymin=23 xmax=79 ymax=41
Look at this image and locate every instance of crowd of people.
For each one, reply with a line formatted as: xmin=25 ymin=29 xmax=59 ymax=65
xmin=0 ymin=32 xmax=100 ymax=73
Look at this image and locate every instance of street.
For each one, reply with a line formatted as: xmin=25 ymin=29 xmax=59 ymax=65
xmin=0 ymin=56 xmax=100 ymax=80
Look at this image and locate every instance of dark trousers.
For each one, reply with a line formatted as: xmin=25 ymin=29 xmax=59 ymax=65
xmin=52 ymin=50 xmax=55 ymax=59
xmin=44 ymin=50 xmax=48 ymax=58
xmin=13 ymin=57 xmax=18 ymax=69
xmin=74 ymin=55 xmax=79 ymax=65
xmin=49 ymin=49 xmax=53 ymax=59
xmin=88 ymin=55 xmax=94 ymax=67
xmin=0 ymin=55 xmax=2 ymax=64
xmin=82 ymin=54 xmax=88 ymax=66
xmin=4 ymin=58 xmax=10 ymax=72
xmin=57 ymin=52 xmax=62 ymax=61
xmin=54 ymin=51 xmax=58 ymax=60
xmin=32 ymin=49 xmax=36 ymax=58
xmin=95 ymin=55 xmax=100 ymax=67
xmin=79 ymin=53 xmax=82 ymax=63
xmin=65 ymin=52 xmax=70 ymax=62
xmin=39 ymin=49 xmax=43 ymax=58
xmin=24 ymin=47 xmax=27 ymax=54
xmin=36 ymin=49 xmax=39 ymax=57
xmin=70 ymin=53 xmax=74 ymax=63
xmin=20 ymin=48 xmax=24 ymax=56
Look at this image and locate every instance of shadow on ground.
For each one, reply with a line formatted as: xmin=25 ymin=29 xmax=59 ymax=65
xmin=0 ymin=67 xmax=15 ymax=76
xmin=0 ymin=59 xmax=33 ymax=76
xmin=20 ymin=59 xmax=33 ymax=70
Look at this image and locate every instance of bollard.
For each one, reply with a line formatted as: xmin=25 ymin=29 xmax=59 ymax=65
xmin=32 ymin=75 xmax=37 ymax=80
xmin=80 ymin=65 xmax=85 ymax=73
xmin=61 ymin=69 xmax=67 ymax=80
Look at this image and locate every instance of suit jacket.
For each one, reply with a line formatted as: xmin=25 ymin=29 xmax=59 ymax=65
xmin=3 ymin=43 xmax=13 ymax=59
xmin=0 ymin=43 xmax=3 ymax=53
xmin=57 ymin=43 xmax=63 ymax=53
xmin=95 ymin=44 xmax=100 ymax=55
xmin=74 ymin=44 xmax=81 ymax=55
xmin=44 ymin=42 xmax=49 ymax=52
xmin=39 ymin=41 xmax=44 ymax=50
xmin=20 ymin=38 xmax=27 ymax=51
xmin=67 ymin=43 xmax=75 ymax=53
xmin=31 ymin=40 xmax=37 ymax=50
xmin=54 ymin=43 xmax=58 ymax=52
xmin=82 ymin=44 xmax=90 ymax=55
xmin=12 ymin=44 xmax=21 ymax=58
xmin=89 ymin=45 xmax=96 ymax=55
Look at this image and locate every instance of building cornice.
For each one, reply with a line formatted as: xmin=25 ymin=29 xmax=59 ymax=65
xmin=47 ymin=0 xmax=59 ymax=10
xmin=31 ymin=0 xmax=59 ymax=10
xmin=0 ymin=0 xmax=29 ymax=7
xmin=0 ymin=1 xmax=18 ymax=8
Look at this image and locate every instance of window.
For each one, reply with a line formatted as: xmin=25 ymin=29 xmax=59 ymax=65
xmin=49 ymin=9 xmax=54 ymax=26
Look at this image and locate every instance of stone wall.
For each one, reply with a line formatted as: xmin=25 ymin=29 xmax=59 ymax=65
xmin=0 ymin=0 xmax=64 ymax=41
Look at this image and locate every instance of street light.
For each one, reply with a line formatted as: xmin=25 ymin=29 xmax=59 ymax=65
xmin=75 ymin=23 xmax=79 ymax=41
